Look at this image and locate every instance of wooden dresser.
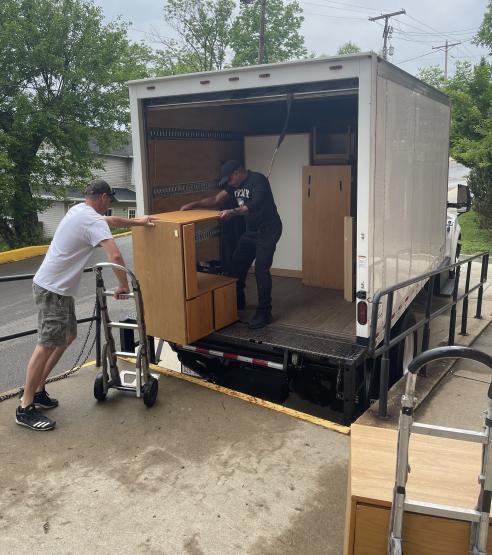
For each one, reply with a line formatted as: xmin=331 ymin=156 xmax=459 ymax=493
xmin=132 ymin=210 xmax=237 ymax=344
xmin=345 ymin=423 xmax=492 ymax=554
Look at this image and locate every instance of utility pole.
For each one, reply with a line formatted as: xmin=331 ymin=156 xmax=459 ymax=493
xmin=239 ymin=0 xmax=267 ymax=64
xmin=432 ymin=40 xmax=461 ymax=80
xmin=369 ymin=9 xmax=406 ymax=60
xmin=258 ymin=0 xmax=267 ymax=64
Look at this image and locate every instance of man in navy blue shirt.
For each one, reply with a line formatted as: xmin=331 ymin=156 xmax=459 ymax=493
xmin=181 ymin=160 xmax=282 ymax=329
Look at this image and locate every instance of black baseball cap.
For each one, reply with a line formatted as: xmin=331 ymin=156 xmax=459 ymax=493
xmin=85 ymin=179 xmax=116 ymax=200
xmin=218 ymin=160 xmax=242 ymax=186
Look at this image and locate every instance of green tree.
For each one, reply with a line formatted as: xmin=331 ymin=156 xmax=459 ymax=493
xmin=161 ymin=0 xmax=235 ymax=72
xmin=475 ymin=0 xmax=492 ymax=53
xmin=416 ymin=65 xmax=446 ymax=89
xmin=337 ymin=42 xmax=361 ymax=55
xmin=230 ymin=0 xmax=307 ymax=66
xmin=446 ymin=59 xmax=492 ymax=226
xmin=0 ymin=0 xmax=150 ymax=247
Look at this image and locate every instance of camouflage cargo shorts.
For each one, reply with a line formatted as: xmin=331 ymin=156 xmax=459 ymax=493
xmin=33 ymin=283 xmax=77 ymax=347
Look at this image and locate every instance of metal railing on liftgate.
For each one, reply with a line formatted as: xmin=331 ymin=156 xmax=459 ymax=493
xmin=368 ymin=251 xmax=489 ymax=419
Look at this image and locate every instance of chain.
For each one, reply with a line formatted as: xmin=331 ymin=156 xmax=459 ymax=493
xmin=0 ymin=300 xmax=99 ymax=403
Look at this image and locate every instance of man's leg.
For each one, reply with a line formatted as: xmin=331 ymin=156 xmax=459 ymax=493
xmin=249 ymin=224 xmax=282 ymax=328
xmin=36 ymin=335 xmax=76 ymax=392
xmin=22 ymin=345 xmax=56 ymax=408
xmin=230 ymin=232 xmax=257 ymax=308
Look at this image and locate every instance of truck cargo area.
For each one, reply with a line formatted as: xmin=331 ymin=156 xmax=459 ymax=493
xmin=206 ymin=274 xmax=365 ymax=364
xmin=143 ymin=87 xmax=360 ymax=350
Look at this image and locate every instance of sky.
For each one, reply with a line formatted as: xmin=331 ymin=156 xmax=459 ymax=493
xmin=96 ymin=0 xmax=490 ymax=77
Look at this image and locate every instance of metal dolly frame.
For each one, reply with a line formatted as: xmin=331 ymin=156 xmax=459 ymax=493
xmin=93 ymin=262 xmax=158 ymax=407
xmin=389 ymin=346 xmax=492 ymax=555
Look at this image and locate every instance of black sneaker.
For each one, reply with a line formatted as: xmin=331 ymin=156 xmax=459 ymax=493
xmin=15 ymin=404 xmax=56 ymax=431
xmin=248 ymin=311 xmax=272 ymax=329
xmin=33 ymin=389 xmax=59 ymax=409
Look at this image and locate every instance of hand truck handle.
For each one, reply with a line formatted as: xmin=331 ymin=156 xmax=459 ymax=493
xmin=93 ymin=262 xmax=139 ymax=288
xmin=404 ymin=345 xmax=492 ymax=399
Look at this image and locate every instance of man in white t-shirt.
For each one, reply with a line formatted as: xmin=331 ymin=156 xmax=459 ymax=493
xmin=16 ymin=179 xmax=155 ymax=431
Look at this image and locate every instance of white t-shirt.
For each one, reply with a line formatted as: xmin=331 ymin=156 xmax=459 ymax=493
xmin=34 ymin=203 xmax=113 ymax=297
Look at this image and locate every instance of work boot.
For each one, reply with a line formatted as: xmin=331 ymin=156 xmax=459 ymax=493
xmin=248 ymin=310 xmax=272 ymax=329
xmin=237 ymin=290 xmax=246 ymax=311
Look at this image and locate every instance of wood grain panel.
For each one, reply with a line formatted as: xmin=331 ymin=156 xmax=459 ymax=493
xmin=353 ymin=503 xmax=492 ymax=554
xmin=186 ymin=293 xmax=214 ymax=343
xmin=183 ymin=223 xmax=198 ymax=300
xmin=302 ymin=165 xmax=351 ymax=289
xmin=132 ymin=221 xmax=186 ymax=343
xmin=214 ymin=283 xmax=238 ymax=330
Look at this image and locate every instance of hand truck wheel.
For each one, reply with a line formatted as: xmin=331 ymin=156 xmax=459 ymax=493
xmin=142 ymin=376 xmax=158 ymax=407
xmin=94 ymin=372 xmax=107 ymax=401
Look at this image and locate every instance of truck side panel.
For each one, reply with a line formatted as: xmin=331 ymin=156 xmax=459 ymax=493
xmin=372 ymin=70 xmax=450 ymax=339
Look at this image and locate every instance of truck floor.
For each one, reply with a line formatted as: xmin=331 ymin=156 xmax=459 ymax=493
xmin=207 ymin=275 xmax=360 ymax=361
xmin=0 ymin=361 xmax=348 ymax=555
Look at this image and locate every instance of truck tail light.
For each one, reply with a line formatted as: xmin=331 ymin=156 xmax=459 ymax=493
xmin=357 ymin=301 xmax=368 ymax=325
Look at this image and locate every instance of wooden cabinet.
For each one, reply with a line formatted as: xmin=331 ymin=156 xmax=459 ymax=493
xmin=133 ymin=210 xmax=237 ymax=344
xmin=345 ymin=424 xmax=492 ymax=554
xmin=302 ymin=165 xmax=351 ymax=290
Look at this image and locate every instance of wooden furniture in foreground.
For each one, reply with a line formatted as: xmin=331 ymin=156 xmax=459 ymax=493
xmin=132 ymin=210 xmax=237 ymax=344
xmin=344 ymin=424 xmax=492 ymax=554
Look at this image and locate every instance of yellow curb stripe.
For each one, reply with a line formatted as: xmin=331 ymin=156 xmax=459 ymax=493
xmin=146 ymin=360 xmax=350 ymax=435
xmin=113 ymin=231 xmax=132 ymax=238
xmin=0 ymin=245 xmax=49 ymax=265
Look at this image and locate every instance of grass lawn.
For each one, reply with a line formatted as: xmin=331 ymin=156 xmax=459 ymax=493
xmin=459 ymin=210 xmax=492 ymax=254
xmin=0 ymin=239 xmax=8 ymax=253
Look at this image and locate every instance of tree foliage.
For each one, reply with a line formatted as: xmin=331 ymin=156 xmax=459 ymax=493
xmin=0 ymin=0 xmax=150 ymax=247
xmin=229 ymin=0 xmax=307 ymax=66
xmin=337 ymin=42 xmax=361 ymax=55
xmin=161 ymin=0 xmax=235 ymax=72
xmin=416 ymin=65 xmax=446 ymax=90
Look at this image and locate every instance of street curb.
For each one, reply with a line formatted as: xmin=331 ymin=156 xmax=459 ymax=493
xmin=0 ymin=231 xmax=132 ymax=266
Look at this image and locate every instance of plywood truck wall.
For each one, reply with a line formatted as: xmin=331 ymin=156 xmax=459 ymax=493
xmin=244 ymin=134 xmax=310 ymax=275
xmin=145 ymin=106 xmax=249 ymax=214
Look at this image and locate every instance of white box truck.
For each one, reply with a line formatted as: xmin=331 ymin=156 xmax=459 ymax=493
xmin=128 ymin=53 xmax=465 ymax=422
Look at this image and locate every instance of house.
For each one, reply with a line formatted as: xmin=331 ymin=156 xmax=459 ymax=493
xmin=37 ymin=141 xmax=136 ymax=238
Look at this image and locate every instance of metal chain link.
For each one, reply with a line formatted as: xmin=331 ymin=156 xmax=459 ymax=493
xmin=0 ymin=300 xmax=98 ymax=403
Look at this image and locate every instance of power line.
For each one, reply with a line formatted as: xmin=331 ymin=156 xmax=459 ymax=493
xmin=369 ymin=9 xmax=406 ymax=60
xmin=432 ymin=40 xmax=461 ymax=79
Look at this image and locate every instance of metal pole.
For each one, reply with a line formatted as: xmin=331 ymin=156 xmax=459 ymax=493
xmin=448 ymin=265 xmax=461 ymax=346
xmin=379 ymin=292 xmax=393 ymax=418
xmin=476 ymin=253 xmax=488 ymax=319
xmin=95 ymin=297 xmax=102 ymax=367
xmin=460 ymin=261 xmax=472 ymax=336
xmin=258 ymin=0 xmax=266 ymax=64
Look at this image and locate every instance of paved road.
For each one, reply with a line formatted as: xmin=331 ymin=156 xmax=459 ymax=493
xmin=0 ymin=236 xmax=135 ymax=392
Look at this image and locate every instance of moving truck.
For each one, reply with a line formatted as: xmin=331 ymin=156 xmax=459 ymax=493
xmin=127 ymin=53 xmax=466 ymax=423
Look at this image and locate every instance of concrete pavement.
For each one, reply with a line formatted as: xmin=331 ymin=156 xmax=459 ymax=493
xmin=0 ymin=362 xmax=348 ymax=555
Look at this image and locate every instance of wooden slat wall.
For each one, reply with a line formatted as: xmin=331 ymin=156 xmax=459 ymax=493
xmin=146 ymin=107 xmax=248 ymax=214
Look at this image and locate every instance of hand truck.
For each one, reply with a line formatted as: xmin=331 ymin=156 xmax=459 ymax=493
xmin=388 ymin=345 xmax=492 ymax=555
xmin=93 ymin=262 xmax=158 ymax=407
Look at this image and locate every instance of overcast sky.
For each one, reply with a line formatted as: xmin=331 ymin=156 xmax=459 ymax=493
xmin=96 ymin=0 xmax=490 ymax=76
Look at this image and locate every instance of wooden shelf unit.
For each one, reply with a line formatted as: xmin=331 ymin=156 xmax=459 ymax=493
xmin=344 ymin=424 xmax=492 ymax=554
xmin=132 ymin=210 xmax=237 ymax=344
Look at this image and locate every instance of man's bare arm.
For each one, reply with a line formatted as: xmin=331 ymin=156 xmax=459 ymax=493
xmin=105 ymin=215 xmax=156 ymax=228
xmin=99 ymin=238 xmax=130 ymax=298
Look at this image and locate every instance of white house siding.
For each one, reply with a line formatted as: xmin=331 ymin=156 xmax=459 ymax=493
xmin=98 ymin=156 xmax=133 ymax=188
xmin=38 ymin=202 xmax=67 ymax=239
xmin=107 ymin=204 xmax=135 ymax=219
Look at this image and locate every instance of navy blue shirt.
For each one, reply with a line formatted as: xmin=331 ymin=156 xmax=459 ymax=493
xmin=225 ymin=171 xmax=281 ymax=232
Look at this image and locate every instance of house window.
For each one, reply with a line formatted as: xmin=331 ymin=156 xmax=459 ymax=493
xmin=106 ymin=208 xmax=112 ymax=216
xmin=128 ymin=208 xmax=136 ymax=219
